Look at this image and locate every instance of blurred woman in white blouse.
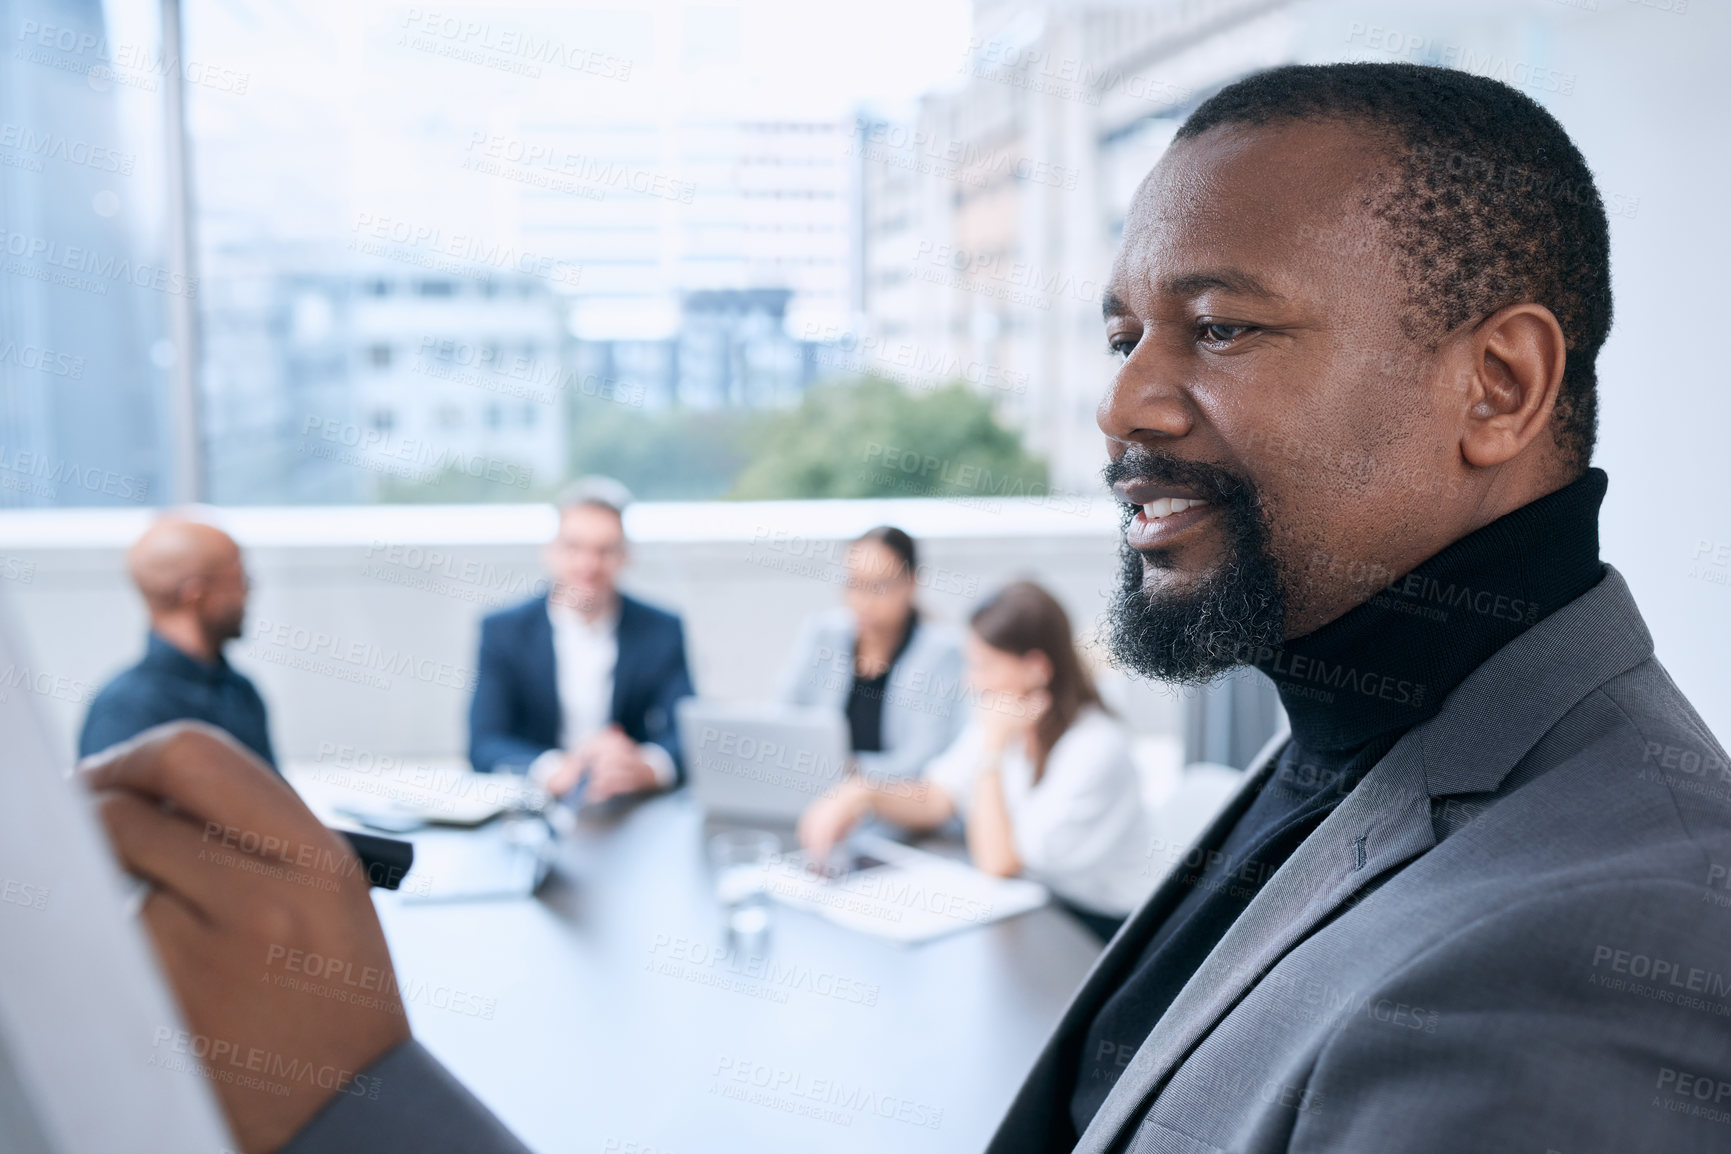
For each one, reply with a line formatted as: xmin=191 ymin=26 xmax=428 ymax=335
xmin=798 ymin=581 xmax=1153 ymax=941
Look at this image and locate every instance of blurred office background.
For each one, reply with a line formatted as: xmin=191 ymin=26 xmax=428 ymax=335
xmin=2 ymin=0 xmax=1726 ymax=765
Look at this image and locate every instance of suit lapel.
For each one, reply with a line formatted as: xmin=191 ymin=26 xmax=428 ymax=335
xmin=987 ymin=731 xmax=1291 ymax=1149
xmin=1073 ymin=566 xmax=1657 ymax=1153
xmin=1074 ymin=737 xmax=1436 ymax=1154
xmin=1064 ymin=729 xmax=1292 ymax=1019
xmin=1069 ymin=732 xmax=1287 ymax=1025
xmin=607 ymin=596 xmax=636 ymax=726
xmin=525 ymin=599 xmax=562 ymax=744
xmin=824 ymin=622 xmax=854 ymax=712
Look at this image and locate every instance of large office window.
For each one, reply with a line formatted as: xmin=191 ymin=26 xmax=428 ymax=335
xmin=177 ymin=0 xmax=1003 ymax=505
xmin=0 ymin=0 xmax=180 ymax=508
xmin=28 ymin=1 xmax=1573 ymax=509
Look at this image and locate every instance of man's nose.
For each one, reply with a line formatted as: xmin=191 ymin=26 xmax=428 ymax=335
xmin=1097 ymin=344 xmax=1194 ymax=448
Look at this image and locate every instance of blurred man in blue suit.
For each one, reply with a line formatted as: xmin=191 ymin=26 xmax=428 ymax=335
xmin=468 ymin=477 xmax=693 ymax=800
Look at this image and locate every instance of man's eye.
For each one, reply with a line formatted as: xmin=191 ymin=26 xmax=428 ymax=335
xmin=1107 ymin=336 xmax=1138 ymax=359
xmin=1199 ymin=322 xmax=1251 ymax=344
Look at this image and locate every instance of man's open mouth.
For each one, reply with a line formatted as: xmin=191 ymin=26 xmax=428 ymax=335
xmin=1117 ymin=485 xmax=1217 ymax=551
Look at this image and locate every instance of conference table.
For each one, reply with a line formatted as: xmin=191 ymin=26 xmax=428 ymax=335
xmin=287 ymin=763 xmax=1105 ymax=1154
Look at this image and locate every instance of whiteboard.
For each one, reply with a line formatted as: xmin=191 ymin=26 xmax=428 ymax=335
xmin=0 ymin=597 xmax=235 ymax=1153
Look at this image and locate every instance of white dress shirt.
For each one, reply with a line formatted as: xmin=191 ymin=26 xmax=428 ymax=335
xmin=925 ymin=706 xmax=1154 ymax=916
xmin=529 ymin=597 xmax=675 ymax=788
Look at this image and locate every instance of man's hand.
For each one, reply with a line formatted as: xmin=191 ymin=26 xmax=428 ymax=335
xmin=84 ymin=722 xmax=409 ymax=1154
xmin=576 ymin=725 xmax=660 ymax=802
xmin=537 ymin=749 xmax=588 ymax=797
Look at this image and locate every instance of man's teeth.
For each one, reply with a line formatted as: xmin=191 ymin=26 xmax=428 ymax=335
xmin=1141 ymin=497 xmax=1208 ymax=520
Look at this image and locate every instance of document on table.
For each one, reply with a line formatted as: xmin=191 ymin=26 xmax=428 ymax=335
xmin=285 ymin=763 xmax=556 ymax=902
xmin=288 ymin=760 xmax=550 ymax=830
xmin=758 ymin=833 xmax=1049 ymax=944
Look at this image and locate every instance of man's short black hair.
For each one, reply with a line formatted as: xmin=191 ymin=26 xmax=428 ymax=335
xmin=1176 ymin=62 xmax=1612 ymax=473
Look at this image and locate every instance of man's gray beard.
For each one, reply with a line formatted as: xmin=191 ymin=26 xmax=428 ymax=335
xmin=1103 ymin=511 xmax=1287 ymax=685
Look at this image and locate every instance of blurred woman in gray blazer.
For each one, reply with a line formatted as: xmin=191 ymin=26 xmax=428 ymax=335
xmin=777 ymin=526 xmax=966 ymax=780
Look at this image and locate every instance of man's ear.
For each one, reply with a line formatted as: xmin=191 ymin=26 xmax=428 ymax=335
xmin=1451 ymin=302 xmax=1568 ymax=469
xmin=175 ymin=575 xmax=209 ymax=610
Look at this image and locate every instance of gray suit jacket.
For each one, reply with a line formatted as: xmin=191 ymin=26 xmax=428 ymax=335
xmin=777 ymin=607 xmax=968 ymax=779
xmin=279 ymin=1040 xmax=530 ymax=1154
xmin=985 ymin=565 xmax=1731 ymax=1153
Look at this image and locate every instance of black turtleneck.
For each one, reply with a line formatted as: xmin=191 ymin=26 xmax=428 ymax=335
xmin=1061 ymin=468 xmax=1609 ymax=1142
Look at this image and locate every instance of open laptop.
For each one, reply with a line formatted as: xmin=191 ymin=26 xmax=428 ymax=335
xmin=676 ymin=699 xmax=850 ymax=822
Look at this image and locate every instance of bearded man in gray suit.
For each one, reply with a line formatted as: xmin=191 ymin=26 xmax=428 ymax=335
xmin=85 ymin=62 xmax=1730 ymax=1153
xmin=983 ymin=61 xmax=1731 ymax=1154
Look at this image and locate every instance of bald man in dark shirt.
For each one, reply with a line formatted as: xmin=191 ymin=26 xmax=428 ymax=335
xmin=79 ymin=516 xmax=276 ymax=769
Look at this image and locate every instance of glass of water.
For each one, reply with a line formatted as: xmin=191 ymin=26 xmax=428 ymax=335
xmin=708 ymin=829 xmax=779 ymax=937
